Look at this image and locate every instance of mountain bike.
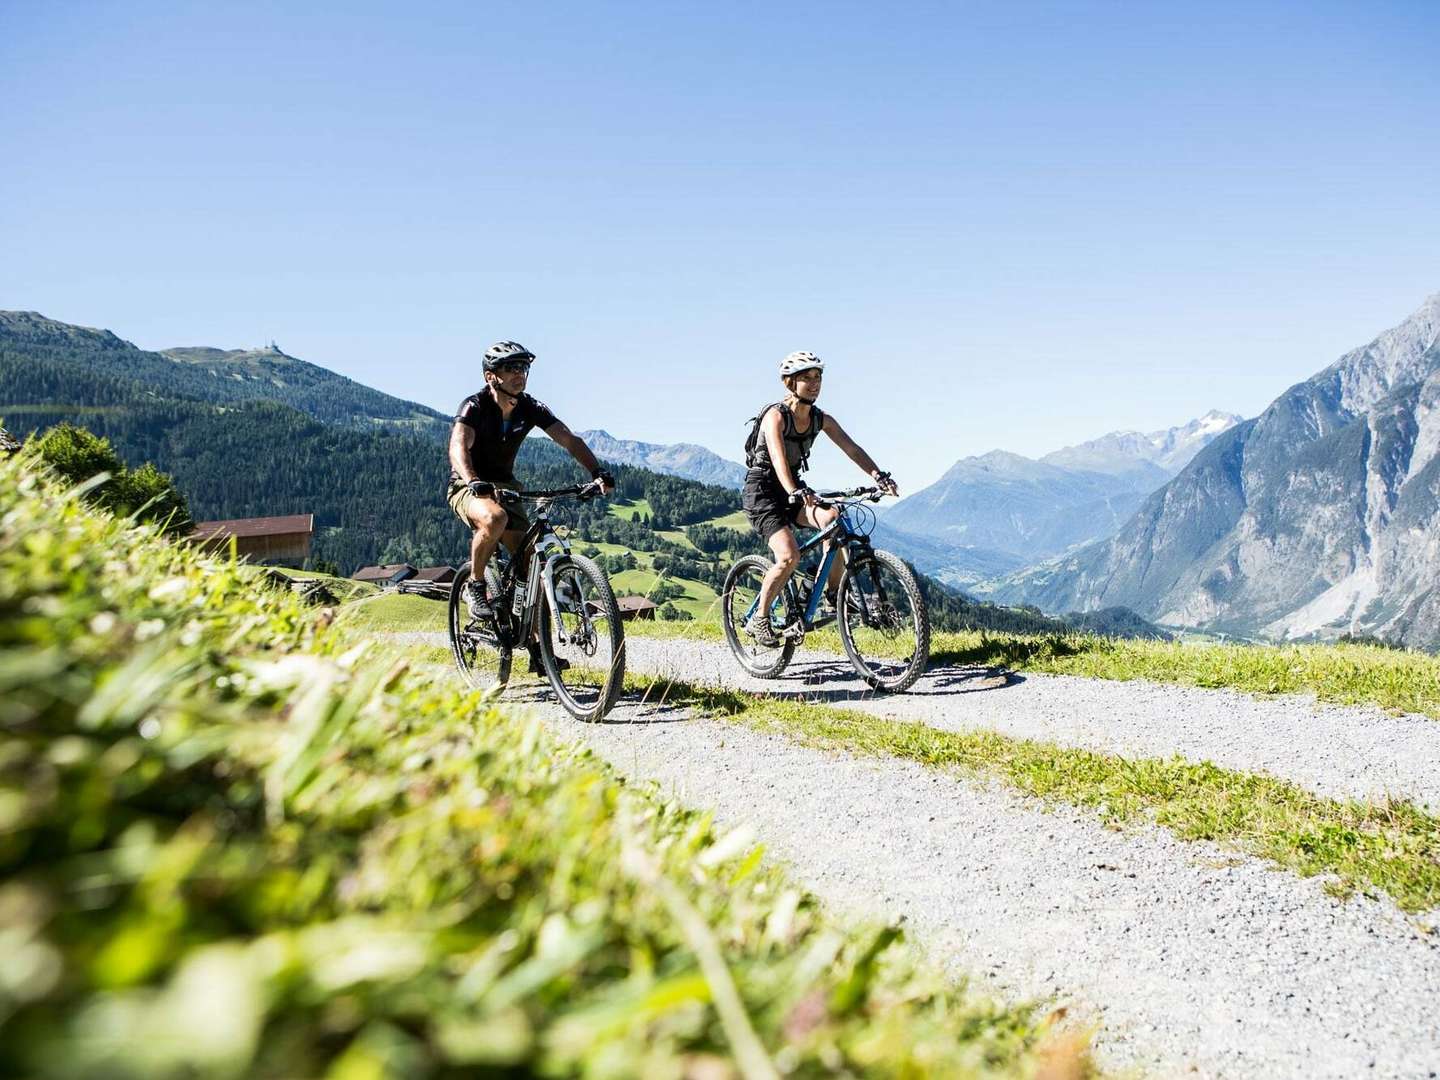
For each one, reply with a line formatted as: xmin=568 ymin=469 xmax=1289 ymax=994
xmin=721 ymin=485 xmax=930 ymax=692
xmin=448 ymin=480 xmax=625 ymax=721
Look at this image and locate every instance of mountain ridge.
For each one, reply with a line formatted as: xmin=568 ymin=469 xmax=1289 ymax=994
xmin=990 ymin=293 xmax=1440 ymax=649
xmin=883 ymin=411 xmax=1240 ymax=566
xmin=577 ymin=428 xmax=748 ymax=488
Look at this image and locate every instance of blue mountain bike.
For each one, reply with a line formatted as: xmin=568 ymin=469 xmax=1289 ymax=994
xmin=721 ymin=485 xmax=930 ymax=692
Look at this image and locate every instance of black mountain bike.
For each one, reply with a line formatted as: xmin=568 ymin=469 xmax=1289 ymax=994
xmin=721 ymin=485 xmax=930 ymax=692
xmin=448 ymin=480 xmax=625 ymax=721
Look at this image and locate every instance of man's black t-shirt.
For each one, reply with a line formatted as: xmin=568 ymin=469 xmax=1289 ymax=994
xmin=451 ymin=390 xmax=559 ymax=485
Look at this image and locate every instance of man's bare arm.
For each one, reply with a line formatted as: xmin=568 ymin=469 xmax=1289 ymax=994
xmin=544 ymin=421 xmax=614 ymax=491
xmin=449 ymin=422 xmax=479 ymax=484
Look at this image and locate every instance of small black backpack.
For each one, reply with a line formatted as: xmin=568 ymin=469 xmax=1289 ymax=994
xmin=743 ymin=402 xmax=823 ymax=472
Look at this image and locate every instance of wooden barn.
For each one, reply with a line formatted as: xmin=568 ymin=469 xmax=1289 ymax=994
xmin=189 ymin=514 xmax=314 ymax=568
xmin=615 ymin=595 xmax=658 ymax=621
xmin=353 ymin=563 xmax=417 ymax=587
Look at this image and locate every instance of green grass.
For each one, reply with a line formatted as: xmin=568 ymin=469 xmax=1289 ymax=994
xmin=657 ymin=528 xmax=700 ymax=551
xmin=609 ymin=568 xmax=724 ymax=622
xmin=619 ymin=672 xmax=1440 ymax=914
xmin=333 ymin=589 xmax=447 ymax=634
xmin=607 ymin=497 xmax=653 ymax=522
xmin=695 ymin=508 xmax=750 ymax=531
xmin=252 ymin=565 xmax=378 ymax=603
xmin=1 ymin=451 xmax=1078 ymax=1078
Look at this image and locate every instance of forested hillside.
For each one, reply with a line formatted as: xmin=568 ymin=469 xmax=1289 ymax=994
xmin=1 ymin=312 xmax=1166 ymax=638
xmin=0 ymin=310 xmax=451 ymax=436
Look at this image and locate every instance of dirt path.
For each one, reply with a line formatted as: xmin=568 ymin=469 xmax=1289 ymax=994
xmin=394 ymin=631 xmax=1440 ymax=1077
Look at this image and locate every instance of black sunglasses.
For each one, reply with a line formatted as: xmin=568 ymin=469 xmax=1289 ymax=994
xmin=496 ymin=360 xmax=532 ymax=374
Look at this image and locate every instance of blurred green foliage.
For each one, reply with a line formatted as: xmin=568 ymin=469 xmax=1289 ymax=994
xmin=0 ymin=451 xmax=1068 ymax=1078
xmin=27 ymin=421 xmax=191 ymax=535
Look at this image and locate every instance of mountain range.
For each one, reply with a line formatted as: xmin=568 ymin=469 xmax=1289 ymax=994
xmin=577 ymin=429 xmax=748 ymax=488
xmin=991 ymin=293 xmax=1440 ymax=649
xmin=881 ymin=411 xmax=1241 ymax=574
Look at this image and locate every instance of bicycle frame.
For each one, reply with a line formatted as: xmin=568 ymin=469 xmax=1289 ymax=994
xmin=491 ymin=489 xmax=603 ymax=649
xmin=744 ymin=503 xmax=874 ymax=632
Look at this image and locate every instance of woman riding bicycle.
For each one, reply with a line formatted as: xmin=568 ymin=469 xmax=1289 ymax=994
xmin=742 ymin=351 xmax=899 ymax=647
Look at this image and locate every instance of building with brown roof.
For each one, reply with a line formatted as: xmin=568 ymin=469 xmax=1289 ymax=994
xmin=412 ymin=566 xmax=458 ymax=584
xmin=353 ymin=563 xmax=417 ymax=587
xmin=615 ymin=595 xmax=658 ymax=620
xmin=189 ymin=513 xmax=313 ymax=568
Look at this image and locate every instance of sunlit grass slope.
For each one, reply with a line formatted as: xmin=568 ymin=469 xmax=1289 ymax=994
xmin=0 ymin=452 xmax=1078 ymax=1078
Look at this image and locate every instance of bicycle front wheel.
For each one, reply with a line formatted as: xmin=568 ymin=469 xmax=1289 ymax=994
xmin=836 ymin=548 xmax=930 ymax=692
xmin=538 ymin=554 xmax=626 ymax=721
xmin=720 ymin=554 xmax=796 ymax=679
xmin=448 ymin=565 xmax=513 ymax=692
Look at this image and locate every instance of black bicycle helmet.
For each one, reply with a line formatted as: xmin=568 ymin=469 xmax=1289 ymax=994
xmin=483 ymin=341 xmax=535 ymax=373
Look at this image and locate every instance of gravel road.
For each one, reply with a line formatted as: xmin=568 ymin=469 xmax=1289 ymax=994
xmin=621 ymin=636 xmax=1440 ymax=813
xmin=395 ymin=631 xmax=1440 ymax=1076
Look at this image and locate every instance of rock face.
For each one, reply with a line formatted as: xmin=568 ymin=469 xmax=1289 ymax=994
xmin=577 ymin=429 xmax=747 ymax=489
xmin=993 ymin=293 xmax=1440 ymax=648
xmin=883 ymin=414 xmax=1239 ymax=563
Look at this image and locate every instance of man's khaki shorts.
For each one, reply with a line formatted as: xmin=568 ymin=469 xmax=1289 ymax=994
xmin=447 ymin=480 xmax=530 ymax=535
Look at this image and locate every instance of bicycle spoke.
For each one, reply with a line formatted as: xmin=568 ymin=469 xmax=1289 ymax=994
xmin=540 ymin=555 xmax=624 ymax=720
xmin=721 ymin=555 xmax=796 ymax=678
xmin=838 ymin=550 xmax=930 ymax=692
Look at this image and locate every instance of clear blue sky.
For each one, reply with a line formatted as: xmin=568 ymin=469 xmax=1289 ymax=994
xmin=4 ymin=1 xmax=1437 ymax=490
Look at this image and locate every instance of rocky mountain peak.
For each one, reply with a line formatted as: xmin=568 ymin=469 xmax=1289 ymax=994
xmin=1317 ymin=292 xmax=1440 ymax=417
xmin=1040 ymin=411 xmax=1241 ymax=476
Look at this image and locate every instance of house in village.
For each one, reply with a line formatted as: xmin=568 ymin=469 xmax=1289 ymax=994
xmin=412 ymin=566 xmax=457 ymax=585
xmin=189 ymin=514 xmax=314 ymax=569
xmin=616 ymin=596 xmax=658 ymax=621
xmin=353 ymin=563 xmax=417 ymax=587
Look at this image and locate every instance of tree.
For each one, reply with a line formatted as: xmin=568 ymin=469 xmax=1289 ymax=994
xmin=32 ymin=423 xmax=126 ymax=509
xmin=119 ymin=461 xmax=193 ymax=535
xmin=32 ymin=422 xmax=192 ymax=534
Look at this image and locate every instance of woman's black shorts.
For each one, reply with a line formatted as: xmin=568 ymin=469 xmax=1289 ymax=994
xmin=742 ymin=470 xmax=802 ymax=542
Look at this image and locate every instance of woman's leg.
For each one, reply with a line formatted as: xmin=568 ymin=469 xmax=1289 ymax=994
xmin=796 ymin=504 xmax=843 ymax=597
xmin=754 ymin=525 xmax=800 ymax=635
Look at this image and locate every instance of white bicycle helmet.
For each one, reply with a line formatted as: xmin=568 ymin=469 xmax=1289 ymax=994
xmin=779 ymin=350 xmax=824 ymax=376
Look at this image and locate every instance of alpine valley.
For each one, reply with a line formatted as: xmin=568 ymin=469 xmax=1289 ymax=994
xmin=0 ymin=310 xmax=1168 ymax=640
xmin=990 ymin=293 xmax=1440 ymax=650
xmin=882 ymin=411 xmax=1241 ymax=580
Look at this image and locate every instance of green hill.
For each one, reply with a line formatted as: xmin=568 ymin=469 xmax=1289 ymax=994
xmin=0 ymin=310 xmax=452 ymax=437
xmin=0 ymin=311 xmax=1166 ymax=638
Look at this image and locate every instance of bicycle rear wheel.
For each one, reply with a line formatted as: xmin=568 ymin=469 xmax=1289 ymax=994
xmin=448 ymin=565 xmax=513 ymax=691
xmin=721 ymin=554 xmax=797 ymax=678
xmin=836 ymin=548 xmax=929 ymax=692
xmin=538 ymin=554 xmax=626 ymax=721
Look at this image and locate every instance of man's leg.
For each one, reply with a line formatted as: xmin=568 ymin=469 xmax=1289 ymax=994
xmin=465 ymin=497 xmax=509 ymax=596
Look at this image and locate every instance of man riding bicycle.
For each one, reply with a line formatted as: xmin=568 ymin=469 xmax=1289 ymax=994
xmin=742 ymin=351 xmax=899 ymax=647
xmin=448 ymin=340 xmax=615 ymax=672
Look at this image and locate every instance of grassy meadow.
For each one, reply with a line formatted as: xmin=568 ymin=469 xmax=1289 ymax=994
xmin=0 ymin=451 xmax=1083 ymax=1078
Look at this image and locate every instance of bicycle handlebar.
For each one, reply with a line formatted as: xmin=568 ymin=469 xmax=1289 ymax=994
xmin=795 ymin=484 xmax=891 ymax=509
xmin=475 ymin=479 xmax=608 ymax=502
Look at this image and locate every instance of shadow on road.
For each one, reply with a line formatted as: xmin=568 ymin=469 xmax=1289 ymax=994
xmin=597 ymin=658 xmax=1020 ymax=721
